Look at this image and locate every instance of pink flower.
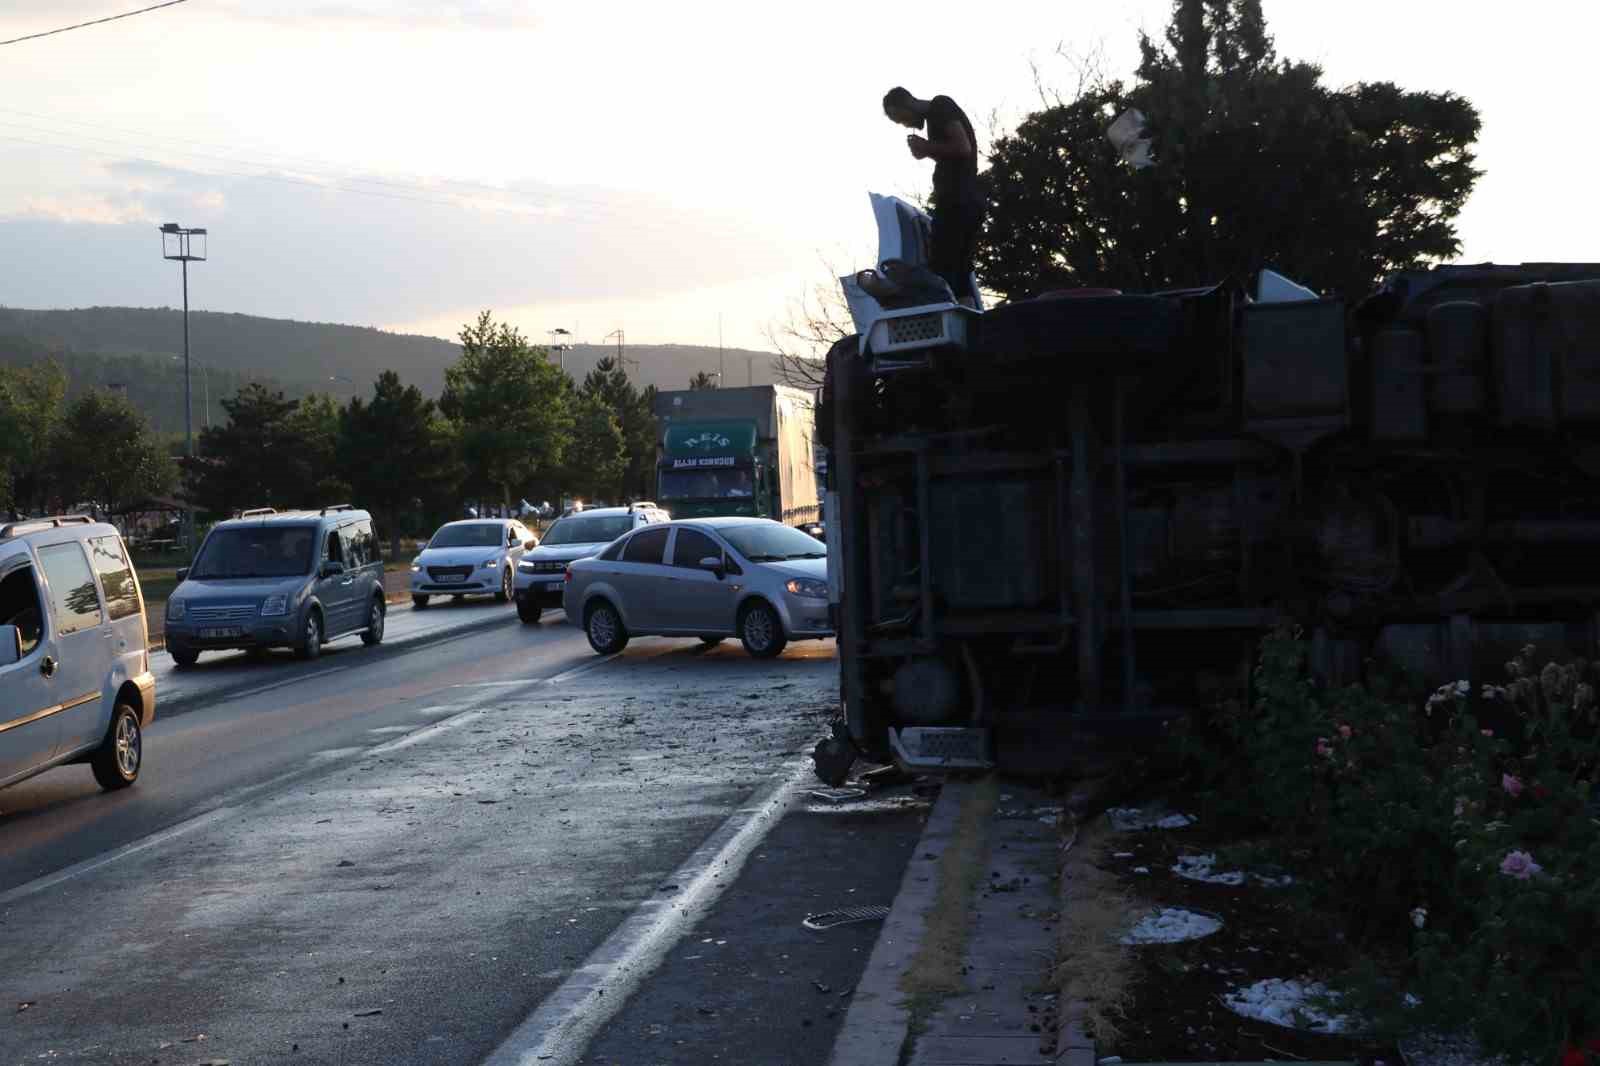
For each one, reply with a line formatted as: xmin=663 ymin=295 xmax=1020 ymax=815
xmin=1315 ymin=738 xmax=1334 ymax=758
xmin=1337 ymin=724 xmax=1353 ymax=740
xmin=1499 ymin=850 xmax=1542 ymax=880
xmin=1481 ymin=729 xmax=1495 ymax=738
xmin=1502 ymin=773 xmax=1524 ymax=798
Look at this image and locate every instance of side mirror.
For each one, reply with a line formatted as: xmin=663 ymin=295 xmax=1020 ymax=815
xmin=321 ymin=561 xmax=346 ymax=579
xmin=0 ymin=625 xmax=19 ymax=667
xmin=175 ymin=567 xmax=190 ymax=582
xmin=698 ymin=555 xmax=726 ymax=579
xmin=524 ymin=539 xmax=538 ymax=550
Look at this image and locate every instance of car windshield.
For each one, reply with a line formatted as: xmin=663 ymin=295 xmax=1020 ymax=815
xmin=428 ymin=523 xmax=504 ymax=549
xmin=660 ymin=467 xmax=755 ymax=499
xmin=191 ymin=526 xmax=316 ymax=579
xmin=717 ymin=523 xmax=826 ymax=562
xmin=541 ymin=515 xmax=635 ymax=546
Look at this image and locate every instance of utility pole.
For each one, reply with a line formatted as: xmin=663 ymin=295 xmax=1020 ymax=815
xmin=718 ymin=313 xmax=725 ymax=388
xmin=747 ymin=355 xmax=754 ymax=387
xmin=160 ymin=222 xmax=207 ymax=551
xmin=605 ymin=329 xmax=636 ymax=382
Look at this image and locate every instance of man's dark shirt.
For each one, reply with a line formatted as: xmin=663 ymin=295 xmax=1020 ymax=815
xmin=926 ymin=95 xmax=980 ymax=211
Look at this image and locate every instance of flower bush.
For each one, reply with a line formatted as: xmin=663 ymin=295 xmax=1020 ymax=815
xmin=1170 ymin=629 xmax=1600 ymax=1063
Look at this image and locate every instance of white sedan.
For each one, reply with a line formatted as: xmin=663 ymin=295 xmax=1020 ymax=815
xmin=410 ymin=519 xmax=537 ymax=608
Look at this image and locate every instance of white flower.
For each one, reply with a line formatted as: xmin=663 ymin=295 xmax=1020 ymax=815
xmin=1410 ymin=906 xmax=1427 ymax=930
xmin=1453 ymin=680 xmax=1470 ymax=696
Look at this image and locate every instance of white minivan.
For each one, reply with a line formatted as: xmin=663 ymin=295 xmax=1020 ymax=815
xmin=0 ymin=515 xmax=156 ymax=791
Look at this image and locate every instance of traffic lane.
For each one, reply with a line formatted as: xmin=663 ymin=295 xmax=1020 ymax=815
xmin=0 ymin=649 xmax=837 ymax=1066
xmin=0 ymin=611 xmax=602 ymax=893
xmin=0 ymin=626 xmax=835 ymax=894
xmin=578 ymin=786 xmax=932 ymax=1066
xmin=150 ymin=594 xmax=527 ymax=712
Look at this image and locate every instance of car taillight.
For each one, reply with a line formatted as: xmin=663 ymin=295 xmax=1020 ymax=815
xmin=564 ymin=566 xmax=572 ymax=583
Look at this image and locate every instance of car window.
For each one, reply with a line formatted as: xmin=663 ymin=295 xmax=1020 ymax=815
xmin=716 ymin=523 xmax=827 ymax=562
xmin=621 ymin=527 xmax=669 ymax=564
xmin=340 ymin=524 xmax=366 ymax=569
xmin=428 ymin=523 xmax=505 ymax=549
xmin=192 ymin=526 xmax=316 ymax=579
xmin=37 ymin=542 xmax=104 ymax=636
xmin=543 ymin=515 xmax=635 ymax=546
xmin=671 ymin=528 xmax=722 ymax=568
xmin=598 ymin=539 xmax=625 ymax=562
xmin=325 ymin=529 xmax=343 ymax=565
xmin=87 ymin=535 xmax=141 ymax=621
xmin=0 ymin=563 xmax=45 ymax=657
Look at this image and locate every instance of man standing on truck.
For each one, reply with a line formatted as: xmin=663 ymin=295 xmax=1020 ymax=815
xmin=882 ymin=86 xmax=985 ymax=307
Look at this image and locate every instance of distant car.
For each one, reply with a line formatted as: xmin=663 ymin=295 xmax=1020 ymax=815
xmin=411 ymin=519 xmax=536 ymax=608
xmin=165 ymin=505 xmax=386 ymax=666
xmin=1 ymin=515 xmax=156 ymax=791
xmin=563 ymin=517 xmax=832 ymax=658
xmin=514 ymin=504 xmax=668 ymax=623
xmin=797 ymin=521 xmax=826 ymax=542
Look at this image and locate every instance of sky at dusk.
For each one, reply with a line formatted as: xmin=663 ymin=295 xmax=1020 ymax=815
xmin=2 ymin=1 xmax=1596 ymax=351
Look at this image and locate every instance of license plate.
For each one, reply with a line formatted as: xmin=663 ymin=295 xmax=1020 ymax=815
xmin=200 ymin=627 xmax=244 ymax=640
xmin=543 ymin=579 xmax=564 ymax=588
xmin=438 ymin=574 xmax=466 ymax=583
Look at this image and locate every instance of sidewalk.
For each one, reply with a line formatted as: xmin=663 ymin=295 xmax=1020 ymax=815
xmin=827 ymin=775 xmax=1089 ymax=1066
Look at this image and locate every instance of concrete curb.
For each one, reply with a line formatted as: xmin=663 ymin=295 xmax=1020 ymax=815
xmin=156 ymin=608 xmax=521 ymax=714
xmin=825 ymin=779 xmax=975 ymax=1066
xmin=1055 ymin=777 xmax=1116 ymax=1066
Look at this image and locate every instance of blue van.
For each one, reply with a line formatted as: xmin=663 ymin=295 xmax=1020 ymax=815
xmin=164 ymin=505 xmax=386 ymax=666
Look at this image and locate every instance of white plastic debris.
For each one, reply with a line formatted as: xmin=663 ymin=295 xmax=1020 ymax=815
xmin=1107 ymin=807 xmax=1196 ymax=832
xmin=1120 ymin=907 xmax=1223 ymax=945
xmin=1222 ymin=978 xmax=1350 ymax=1033
xmin=1172 ymin=853 xmax=1293 ymax=887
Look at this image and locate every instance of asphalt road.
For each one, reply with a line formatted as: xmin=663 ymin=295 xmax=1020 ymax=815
xmin=0 ymin=605 xmax=842 ymax=1066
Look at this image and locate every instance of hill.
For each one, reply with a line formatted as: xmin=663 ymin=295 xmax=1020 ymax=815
xmin=0 ymin=306 xmax=792 ymax=431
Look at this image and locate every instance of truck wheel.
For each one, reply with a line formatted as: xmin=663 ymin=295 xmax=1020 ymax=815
xmin=517 ymin=596 xmax=542 ymax=624
xmin=91 ymin=703 xmax=142 ymax=790
xmin=169 ymin=646 xmax=199 ymax=668
xmin=412 ymin=594 xmax=430 ymax=609
xmin=584 ymin=600 xmax=629 ymax=655
xmin=739 ymin=601 xmax=787 ymax=659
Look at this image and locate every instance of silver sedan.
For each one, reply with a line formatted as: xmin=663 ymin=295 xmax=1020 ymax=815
xmin=563 ymin=518 xmax=833 ymax=658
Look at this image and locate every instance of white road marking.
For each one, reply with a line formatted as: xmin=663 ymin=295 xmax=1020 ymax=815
xmin=480 ymin=756 xmax=814 ymax=1066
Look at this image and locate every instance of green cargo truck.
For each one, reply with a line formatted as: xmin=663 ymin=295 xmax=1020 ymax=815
xmin=652 ymin=385 xmax=820 ymax=526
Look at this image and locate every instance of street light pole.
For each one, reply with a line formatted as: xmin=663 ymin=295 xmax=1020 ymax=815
xmin=161 ymin=222 xmax=207 ymax=550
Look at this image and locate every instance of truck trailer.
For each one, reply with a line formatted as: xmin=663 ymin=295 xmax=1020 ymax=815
xmin=814 ymin=193 xmax=1600 ymax=784
xmin=652 ymin=385 xmax=821 ymax=526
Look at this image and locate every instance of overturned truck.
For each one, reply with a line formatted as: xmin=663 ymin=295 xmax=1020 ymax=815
xmin=815 ymin=199 xmax=1600 ymax=780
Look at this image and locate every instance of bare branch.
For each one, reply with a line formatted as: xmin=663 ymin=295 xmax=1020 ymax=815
xmin=766 ymin=253 xmax=858 ymax=391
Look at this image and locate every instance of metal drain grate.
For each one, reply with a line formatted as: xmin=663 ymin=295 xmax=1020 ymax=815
xmin=886 ymin=313 xmax=944 ymax=346
xmin=802 ymin=905 xmax=891 ymax=931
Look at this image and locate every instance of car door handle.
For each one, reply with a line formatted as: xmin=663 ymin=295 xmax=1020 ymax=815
xmin=40 ymin=656 xmax=57 ymax=679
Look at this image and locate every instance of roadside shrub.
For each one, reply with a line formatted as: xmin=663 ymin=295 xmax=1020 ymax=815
xmin=1172 ymin=630 xmax=1600 ymax=1063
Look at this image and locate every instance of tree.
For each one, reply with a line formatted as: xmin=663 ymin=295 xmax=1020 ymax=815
xmin=440 ymin=311 xmax=572 ymax=511
xmin=285 ymin=393 xmax=349 ymax=505
xmin=766 ymin=259 xmax=849 ymax=390
xmin=580 ymin=356 xmax=658 ymax=501
xmin=53 ymin=390 xmax=175 ymax=516
xmin=978 ymin=0 xmax=1482 ymax=304
xmin=340 ymin=371 xmax=458 ymax=557
xmin=688 ymin=371 xmax=719 ymax=390
xmin=563 ymin=393 xmax=628 ymax=502
xmin=0 ymin=362 xmax=67 ymax=515
xmin=184 ymin=383 xmax=301 ymax=516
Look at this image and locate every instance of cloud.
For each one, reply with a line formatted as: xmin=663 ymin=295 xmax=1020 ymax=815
xmin=0 ymin=150 xmax=796 ymax=328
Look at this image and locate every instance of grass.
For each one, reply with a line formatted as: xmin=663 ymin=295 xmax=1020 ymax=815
xmin=898 ymin=776 xmax=999 ymax=1031
xmin=1053 ymin=813 xmax=1140 ymax=1047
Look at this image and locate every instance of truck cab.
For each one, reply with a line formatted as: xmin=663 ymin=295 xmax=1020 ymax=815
xmin=657 ymin=420 xmax=766 ymax=519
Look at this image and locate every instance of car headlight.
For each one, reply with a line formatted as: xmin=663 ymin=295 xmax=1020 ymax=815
xmin=785 ymin=578 xmax=829 ymax=599
xmin=480 ymin=556 xmax=501 ymax=569
xmin=518 ymin=560 xmax=538 ymax=573
xmin=260 ymin=593 xmax=288 ymax=617
xmin=410 ymin=564 xmax=422 ymax=573
xmin=166 ymin=598 xmax=186 ymax=621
